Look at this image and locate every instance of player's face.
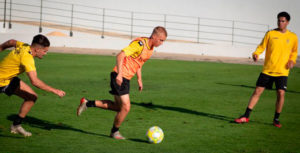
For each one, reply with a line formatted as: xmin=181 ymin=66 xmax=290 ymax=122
xmin=152 ymin=33 xmax=166 ymax=47
xmin=277 ymin=17 xmax=289 ymax=31
xmin=35 ymin=47 xmax=49 ymax=59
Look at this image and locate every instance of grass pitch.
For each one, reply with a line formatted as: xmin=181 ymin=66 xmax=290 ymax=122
xmin=0 ymin=52 xmax=299 ymax=153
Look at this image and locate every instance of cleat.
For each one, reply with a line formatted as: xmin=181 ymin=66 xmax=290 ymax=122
xmin=77 ymin=97 xmax=88 ymax=116
xmin=234 ymin=116 xmax=249 ymax=124
xmin=273 ymin=120 xmax=282 ymax=128
xmin=110 ymin=131 xmax=126 ymax=140
xmin=10 ymin=124 xmax=32 ymax=137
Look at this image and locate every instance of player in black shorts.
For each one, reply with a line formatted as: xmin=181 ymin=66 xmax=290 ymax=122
xmin=235 ymin=12 xmax=298 ymax=128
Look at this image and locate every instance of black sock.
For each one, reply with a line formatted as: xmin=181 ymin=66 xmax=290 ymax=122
xmin=86 ymin=100 xmax=96 ymax=107
xmin=13 ymin=115 xmax=24 ymax=126
xmin=274 ymin=112 xmax=280 ymax=121
xmin=111 ymin=125 xmax=119 ymax=133
xmin=243 ymin=107 xmax=252 ymax=118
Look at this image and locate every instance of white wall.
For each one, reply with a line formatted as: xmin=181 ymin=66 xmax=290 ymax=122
xmin=0 ymin=22 xmax=259 ymax=58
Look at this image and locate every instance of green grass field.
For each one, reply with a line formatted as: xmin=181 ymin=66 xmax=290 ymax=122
xmin=0 ymin=52 xmax=299 ymax=153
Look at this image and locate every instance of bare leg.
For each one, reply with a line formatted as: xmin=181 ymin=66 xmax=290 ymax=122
xmin=94 ymin=98 xmax=120 ymax=112
xmin=10 ymin=80 xmax=37 ymax=136
xmin=112 ymin=94 xmax=130 ymax=128
xmin=247 ymin=86 xmax=265 ymax=109
xmin=14 ymin=81 xmax=38 ymax=118
xmin=275 ymin=89 xmax=285 ymax=113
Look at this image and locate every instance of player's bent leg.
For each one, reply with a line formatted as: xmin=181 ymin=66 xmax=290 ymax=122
xmin=77 ymin=97 xmax=121 ymax=116
xmin=11 ymin=81 xmax=37 ymax=137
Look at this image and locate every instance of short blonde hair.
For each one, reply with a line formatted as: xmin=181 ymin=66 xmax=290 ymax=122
xmin=151 ymin=26 xmax=167 ymax=38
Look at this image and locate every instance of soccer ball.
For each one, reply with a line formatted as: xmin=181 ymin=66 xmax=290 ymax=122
xmin=146 ymin=126 xmax=164 ymax=144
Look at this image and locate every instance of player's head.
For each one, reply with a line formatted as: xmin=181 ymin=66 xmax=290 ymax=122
xmin=150 ymin=26 xmax=167 ymax=47
xmin=31 ymin=34 xmax=50 ymax=59
xmin=277 ymin=12 xmax=290 ymax=30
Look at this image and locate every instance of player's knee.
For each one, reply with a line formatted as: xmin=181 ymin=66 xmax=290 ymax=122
xmin=25 ymin=93 xmax=38 ymax=102
xmin=121 ymin=104 xmax=131 ymax=113
xmin=277 ymin=90 xmax=285 ymax=97
xmin=254 ymin=88 xmax=264 ymax=96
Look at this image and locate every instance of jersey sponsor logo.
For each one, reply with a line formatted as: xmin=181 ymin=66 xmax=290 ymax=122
xmin=286 ymin=39 xmax=290 ymax=44
xmin=138 ymin=41 xmax=143 ymax=46
xmin=272 ymin=37 xmax=279 ymax=39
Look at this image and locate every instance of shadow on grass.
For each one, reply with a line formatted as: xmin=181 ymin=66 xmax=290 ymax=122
xmin=6 ymin=114 xmax=110 ymax=138
xmin=216 ymin=82 xmax=300 ymax=94
xmin=0 ymin=133 xmax=24 ymax=139
xmin=128 ymin=138 xmax=149 ymax=144
xmin=131 ymin=102 xmax=234 ymax=122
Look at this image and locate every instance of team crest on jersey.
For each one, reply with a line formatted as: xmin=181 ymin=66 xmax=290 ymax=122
xmin=138 ymin=41 xmax=143 ymax=46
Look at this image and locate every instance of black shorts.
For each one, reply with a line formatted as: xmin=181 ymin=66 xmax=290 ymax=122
xmin=0 ymin=77 xmax=21 ymax=96
xmin=109 ymin=72 xmax=130 ymax=96
xmin=256 ymin=73 xmax=288 ymax=91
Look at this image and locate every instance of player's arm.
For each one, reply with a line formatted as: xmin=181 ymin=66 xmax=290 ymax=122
xmin=287 ymin=37 xmax=298 ymax=69
xmin=27 ymin=71 xmax=66 ymax=97
xmin=252 ymin=32 xmax=269 ymax=62
xmin=0 ymin=39 xmax=17 ymax=52
xmin=116 ymin=51 xmax=126 ymax=86
xmin=136 ymin=68 xmax=143 ymax=92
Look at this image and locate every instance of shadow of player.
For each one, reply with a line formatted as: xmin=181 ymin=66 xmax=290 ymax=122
xmin=131 ymin=101 xmax=234 ymax=122
xmin=6 ymin=114 xmax=110 ymax=138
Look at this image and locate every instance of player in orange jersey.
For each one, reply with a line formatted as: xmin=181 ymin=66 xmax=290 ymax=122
xmin=77 ymin=26 xmax=167 ymax=139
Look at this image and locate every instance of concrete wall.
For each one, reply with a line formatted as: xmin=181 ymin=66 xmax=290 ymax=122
xmin=0 ymin=22 xmax=260 ymax=58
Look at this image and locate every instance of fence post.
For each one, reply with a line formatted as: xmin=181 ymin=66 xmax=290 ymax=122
xmin=70 ymin=4 xmax=73 ymax=37
xmin=197 ymin=17 xmax=200 ymax=43
xmin=3 ymin=0 xmax=6 ymax=28
xmin=232 ymin=20 xmax=234 ymax=45
xmin=164 ymin=14 xmax=166 ymax=28
xmin=8 ymin=0 xmax=11 ymax=28
xmin=130 ymin=12 xmax=133 ymax=39
xmin=101 ymin=8 xmax=105 ymax=38
xmin=39 ymin=0 xmax=42 ymax=33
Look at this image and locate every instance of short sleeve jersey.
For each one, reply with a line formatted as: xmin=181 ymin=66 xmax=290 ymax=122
xmin=0 ymin=41 xmax=36 ymax=87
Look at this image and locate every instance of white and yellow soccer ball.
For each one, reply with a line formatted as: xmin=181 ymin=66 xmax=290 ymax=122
xmin=146 ymin=126 xmax=164 ymax=144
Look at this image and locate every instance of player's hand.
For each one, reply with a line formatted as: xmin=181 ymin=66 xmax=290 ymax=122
xmin=54 ymin=89 xmax=66 ymax=98
xmin=252 ymin=54 xmax=258 ymax=62
xmin=116 ymin=75 xmax=123 ymax=86
xmin=138 ymin=79 xmax=143 ymax=92
xmin=286 ymin=60 xmax=295 ymax=69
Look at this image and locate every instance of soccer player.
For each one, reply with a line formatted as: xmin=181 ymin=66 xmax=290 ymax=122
xmin=77 ymin=26 xmax=167 ymax=139
xmin=235 ymin=12 xmax=298 ymax=128
xmin=0 ymin=34 xmax=66 ymax=136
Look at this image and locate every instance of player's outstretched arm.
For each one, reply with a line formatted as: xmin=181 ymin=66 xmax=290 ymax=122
xmin=27 ymin=71 xmax=66 ymax=97
xmin=0 ymin=39 xmax=17 ymax=52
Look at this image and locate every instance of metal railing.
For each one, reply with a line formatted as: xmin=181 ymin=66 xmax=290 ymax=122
xmin=0 ymin=0 xmax=269 ymax=46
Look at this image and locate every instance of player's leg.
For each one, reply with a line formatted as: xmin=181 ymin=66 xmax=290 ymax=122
xmin=273 ymin=76 xmax=287 ymax=128
xmin=235 ymin=73 xmax=270 ymax=123
xmin=110 ymin=94 xmax=130 ymax=139
xmin=235 ymin=87 xmax=265 ymax=123
xmin=77 ymin=98 xmax=121 ymax=116
xmin=247 ymin=86 xmax=265 ymax=109
xmin=11 ymin=80 xmax=38 ymax=136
